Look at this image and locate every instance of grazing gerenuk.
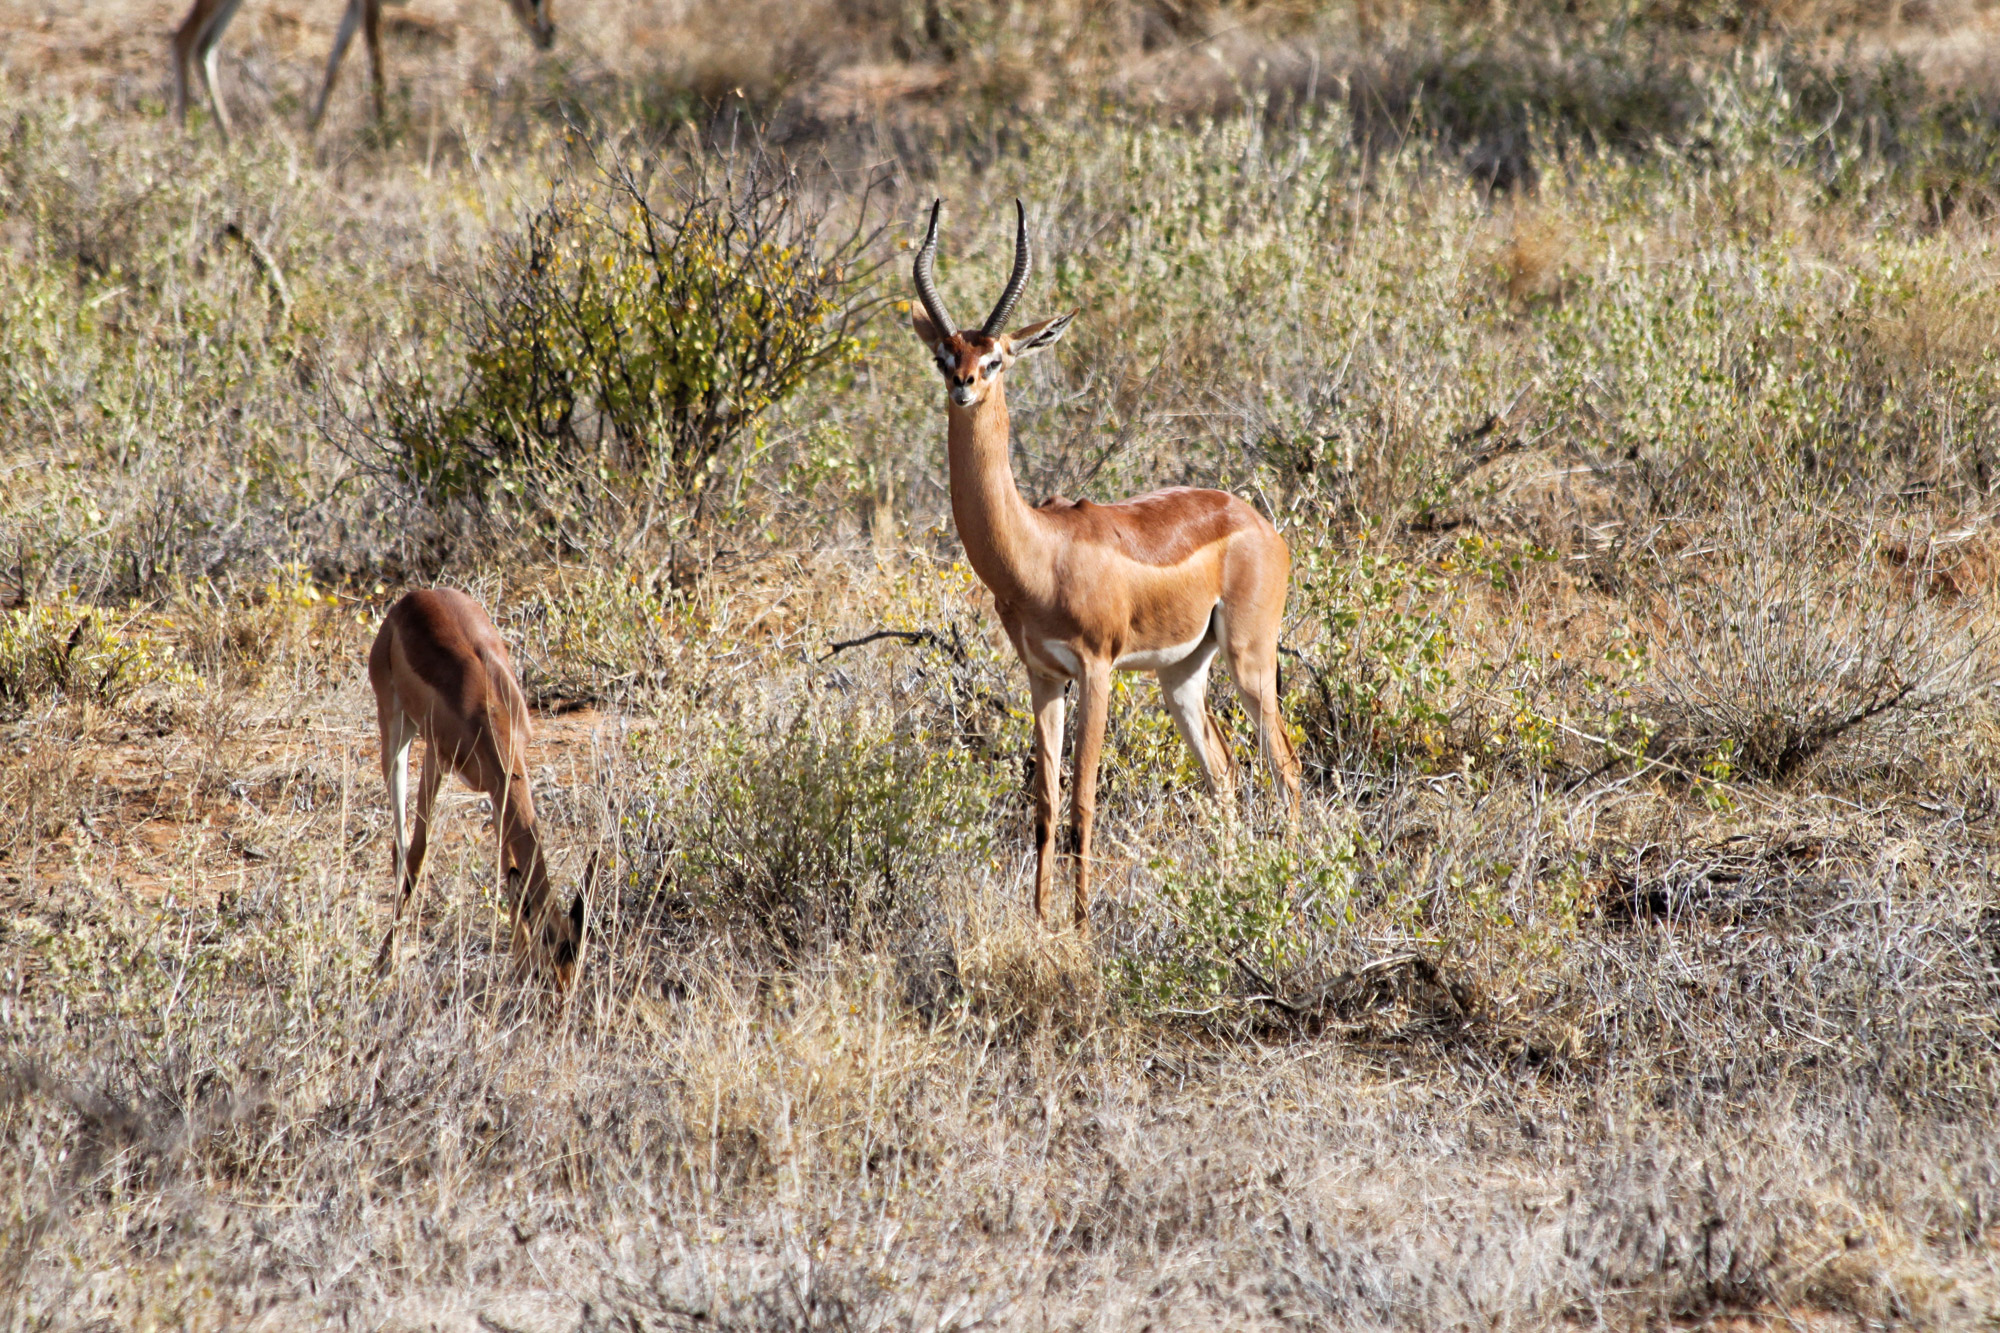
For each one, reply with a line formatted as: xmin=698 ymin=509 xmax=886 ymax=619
xmin=171 ymin=0 xmax=555 ymax=143
xmin=908 ymin=200 xmax=1302 ymax=932
xmin=368 ymin=588 xmax=583 ymax=988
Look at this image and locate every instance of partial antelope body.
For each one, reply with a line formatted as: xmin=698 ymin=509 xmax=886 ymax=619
xmin=368 ymin=588 xmax=583 ymax=987
xmin=171 ymin=0 xmax=556 ymax=143
xmin=909 ymin=200 xmax=1302 ymax=931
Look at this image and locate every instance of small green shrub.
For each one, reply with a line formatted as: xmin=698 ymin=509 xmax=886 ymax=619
xmin=0 ymin=595 xmax=183 ymax=717
xmin=641 ymin=708 xmax=1003 ymax=960
xmin=379 ymin=147 xmax=879 ymax=532
xmin=1288 ymin=546 xmax=1459 ymax=772
xmin=1118 ymin=836 xmax=1357 ymax=1012
xmin=172 ymin=565 xmax=349 ymax=689
xmin=495 ymin=567 xmax=701 ymax=707
xmin=1289 ymin=537 xmax=1562 ymax=774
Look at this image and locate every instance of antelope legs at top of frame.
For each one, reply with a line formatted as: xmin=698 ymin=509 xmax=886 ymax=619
xmin=171 ymin=0 xmax=556 ymax=142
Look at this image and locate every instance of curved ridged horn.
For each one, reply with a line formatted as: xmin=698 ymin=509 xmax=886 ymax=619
xmin=982 ymin=199 xmax=1031 ymax=336
xmin=912 ymin=199 xmax=957 ymax=337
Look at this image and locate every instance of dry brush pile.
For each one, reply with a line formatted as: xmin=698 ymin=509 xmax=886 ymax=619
xmin=5 ymin=2 xmax=2000 ymax=1328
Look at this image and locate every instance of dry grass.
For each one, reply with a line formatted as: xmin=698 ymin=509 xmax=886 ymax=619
xmin=4 ymin=551 xmax=1996 ymax=1329
xmin=6 ymin=2 xmax=2000 ymax=1329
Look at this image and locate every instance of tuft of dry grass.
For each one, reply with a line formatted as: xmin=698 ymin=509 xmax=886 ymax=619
xmin=1640 ymin=511 xmax=1992 ymax=783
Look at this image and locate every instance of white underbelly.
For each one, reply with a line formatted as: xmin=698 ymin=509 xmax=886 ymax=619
xmin=1114 ymin=627 xmax=1210 ymax=672
xmin=1035 ymin=638 xmax=1084 ymax=677
xmin=1027 ymin=611 xmax=1216 ymax=680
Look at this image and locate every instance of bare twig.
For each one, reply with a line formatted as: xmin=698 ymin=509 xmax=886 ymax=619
xmin=221 ymin=221 xmax=293 ymax=323
xmin=821 ymin=627 xmax=967 ymax=665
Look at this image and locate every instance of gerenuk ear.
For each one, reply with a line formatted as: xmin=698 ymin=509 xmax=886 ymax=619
xmin=911 ymin=306 xmax=948 ymax=355
xmin=1008 ymin=309 xmax=1077 ymax=357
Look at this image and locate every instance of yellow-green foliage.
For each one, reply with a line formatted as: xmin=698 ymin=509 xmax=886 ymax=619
xmin=1121 ymin=837 xmax=1358 ymax=1010
xmin=632 ymin=705 xmax=1008 ymax=960
xmin=495 ymin=566 xmax=702 ymax=705
xmin=386 ymin=157 xmax=867 ymax=526
xmin=1292 ymin=547 xmax=1462 ymax=768
xmin=173 ymin=565 xmax=352 ymax=689
xmin=0 ymin=595 xmax=183 ymax=716
xmin=1287 ymin=537 xmax=1549 ymax=768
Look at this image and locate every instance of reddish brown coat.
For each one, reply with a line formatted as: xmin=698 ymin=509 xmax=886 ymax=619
xmin=369 ymin=589 xmax=583 ymax=987
xmin=914 ymin=300 xmax=1301 ymax=930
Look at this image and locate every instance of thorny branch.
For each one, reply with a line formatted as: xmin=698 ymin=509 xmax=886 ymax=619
xmin=821 ymin=626 xmax=968 ymax=665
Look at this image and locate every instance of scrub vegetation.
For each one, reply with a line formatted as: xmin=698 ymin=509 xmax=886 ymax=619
xmin=4 ymin=0 xmax=2000 ymax=1327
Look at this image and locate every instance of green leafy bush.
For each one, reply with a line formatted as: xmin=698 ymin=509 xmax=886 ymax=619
xmin=380 ymin=148 xmax=881 ymax=531
xmin=1287 ymin=539 xmax=1561 ymax=774
xmin=1118 ymin=837 xmax=1357 ymax=1011
xmin=495 ymin=567 xmax=700 ymax=707
xmin=1291 ymin=547 xmax=1460 ymax=770
xmin=639 ymin=707 xmax=1003 ymax=960
xmin=0 ymin=595 xmax=183 ymax=716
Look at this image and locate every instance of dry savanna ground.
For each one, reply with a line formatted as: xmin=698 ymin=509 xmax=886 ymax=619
xmin=5 ymin=0 xmax=2000 ymax=1329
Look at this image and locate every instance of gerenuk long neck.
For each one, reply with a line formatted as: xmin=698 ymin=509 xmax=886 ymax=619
xmin=945 ymin=381 xmax=1047 ymax=604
